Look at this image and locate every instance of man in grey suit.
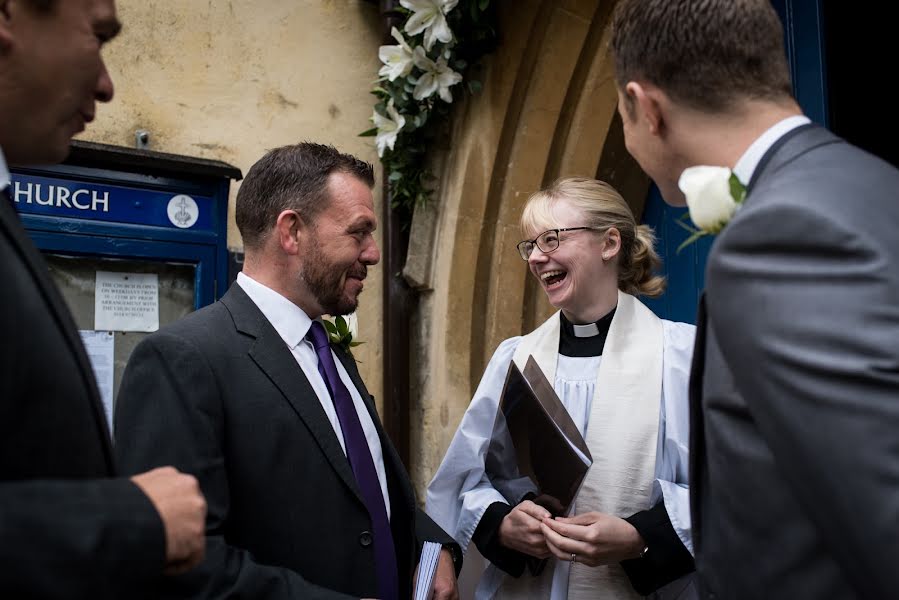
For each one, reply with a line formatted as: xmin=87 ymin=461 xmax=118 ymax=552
xmin=610 ymin=1 xmax=899 ymax=598
xmin=115 ymin=142 xmax=460 ymax=599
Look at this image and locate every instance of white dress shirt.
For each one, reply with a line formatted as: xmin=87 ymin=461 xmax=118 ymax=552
xmin=0 ymin=146 xmax=10 ymax=190
xmin=733 ymin=114 xmax=811 ymax=185
xmin=236 ymin=272 xmax=391 ymax=518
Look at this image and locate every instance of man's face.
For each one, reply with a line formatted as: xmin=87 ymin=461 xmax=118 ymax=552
xmin=299 ymin=172 xmax=380 ymax=317
xmin=1 ymin=0 xmax=120 ymax=165
xmin=616 ymin=87 xmax=687 ymax=206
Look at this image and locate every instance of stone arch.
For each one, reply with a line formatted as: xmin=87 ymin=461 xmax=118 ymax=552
xmin=406 ymin=0 xmax=649 ymax=489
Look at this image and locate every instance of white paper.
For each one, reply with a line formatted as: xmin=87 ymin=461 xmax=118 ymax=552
xmin=94 ymin=271 xmax=159 ymax=332
xmin=78 ymin=330 xmax=115 ymax=431
xmin=415 ymin=541 xmax=442 ymax=600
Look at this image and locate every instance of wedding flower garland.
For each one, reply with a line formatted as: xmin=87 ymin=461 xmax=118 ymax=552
xmin=362 ymin=0 xmax=497 ymax=219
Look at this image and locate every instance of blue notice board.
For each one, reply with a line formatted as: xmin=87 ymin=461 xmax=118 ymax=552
xmin=11 ymin=141 xmax=241 ymax=309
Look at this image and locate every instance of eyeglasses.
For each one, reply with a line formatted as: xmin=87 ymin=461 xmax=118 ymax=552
xmin=516 ymin=227 xmax=599 ymax=260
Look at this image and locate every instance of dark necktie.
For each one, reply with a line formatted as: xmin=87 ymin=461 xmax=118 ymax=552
xmin=307 ymin=321 xmax=398 ymax=600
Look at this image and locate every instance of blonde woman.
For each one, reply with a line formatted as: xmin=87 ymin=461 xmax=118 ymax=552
xmin=427 ymin=178 xmax=695 ymax=599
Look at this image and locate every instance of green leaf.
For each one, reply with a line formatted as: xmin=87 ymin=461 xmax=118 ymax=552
xmin=334 ymin=315 xmax=348 ymax=335
xmin=729 ymin=172 xmax=747 ymax=203
xmin=349 ymin=341 xmax=365 ymax=348
xmin=677 ymin=230 xmax=708 ymax=253
xmin=322 ymin=320 xmax=338 ymax=336
xmin=358 ymin=127 xmax=378 ymax=137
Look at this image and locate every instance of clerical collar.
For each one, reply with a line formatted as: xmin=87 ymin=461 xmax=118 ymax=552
xmin=559 ymin=308 xmax=616 ymax=357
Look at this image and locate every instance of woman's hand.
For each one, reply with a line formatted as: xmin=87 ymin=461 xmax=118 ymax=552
xmin=540 ymin=511 xmax=645 ymax=567
xmin=498 ymin=500 xmax=553 ymax=558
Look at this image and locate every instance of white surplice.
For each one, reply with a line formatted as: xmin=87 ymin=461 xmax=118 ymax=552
xmin=426 ymin=303 xmax=695 ymax=599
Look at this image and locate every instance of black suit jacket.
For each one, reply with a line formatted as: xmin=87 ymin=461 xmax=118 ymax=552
xmin=0 ymin=190 xmax=165 ymax=598
xmin=690 ymin=125 xmax=899 ymax=599
xmin=115 ymin=283 xmax=458 ymax=599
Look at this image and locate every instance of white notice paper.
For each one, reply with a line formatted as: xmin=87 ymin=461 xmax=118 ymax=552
xmin=78 ymin=330 xmax=115 ymax=431
xmin=95 ymin=271 xmax=159 ymax=332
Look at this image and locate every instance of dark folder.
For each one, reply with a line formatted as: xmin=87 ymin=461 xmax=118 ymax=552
xmin=485 ymin=355 xmax=593 ymax=518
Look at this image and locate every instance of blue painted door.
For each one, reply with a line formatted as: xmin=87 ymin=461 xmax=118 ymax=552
xmin=641 ymin=0 xmax=827 ymax=323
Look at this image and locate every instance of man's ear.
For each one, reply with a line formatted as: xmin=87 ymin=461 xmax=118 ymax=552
xmin=0 ymin=1 xmax=15 ymax=52
xmin=274 ymin=210 xmax=304 ymax=256
xmin=625 ymin=81 xmax=667 ymax=137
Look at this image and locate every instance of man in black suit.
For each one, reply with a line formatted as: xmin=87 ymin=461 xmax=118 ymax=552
xmin=115 ymin=142 xmax=461 ymax=599
xmin=0 ymin=0 xmax=207 ymax=597
xmin=611 ymin=0 xmax=899 ymax=598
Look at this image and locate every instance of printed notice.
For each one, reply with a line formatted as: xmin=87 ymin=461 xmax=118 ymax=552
xmin=79 ymin=330 xmax=115 ymax=431
xmin=95 ymin=271 xmax=159 ymax=332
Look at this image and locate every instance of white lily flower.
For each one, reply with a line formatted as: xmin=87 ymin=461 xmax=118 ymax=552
xmin=372 ymin=99 xmax=406 ymax=157
xmin=344 ymin=312 xmax=359 ymax=339
xmin=411 ymin=46 xmax=462 ymax=102
xmin=378 ymin=27 xmax=415 ymax=81
xmin=400 ymin=0 xmax=459 ymax=51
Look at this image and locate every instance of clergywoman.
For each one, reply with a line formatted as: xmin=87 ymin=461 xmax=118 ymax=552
xmin=427 ymin=178 xmax=695 ymax=599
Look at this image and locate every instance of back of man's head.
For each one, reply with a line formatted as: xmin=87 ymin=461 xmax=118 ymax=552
xmin=235 ymin=142 xmax=375 ymax=250
xmin=611 ymin=0 xmax=793 ymax=113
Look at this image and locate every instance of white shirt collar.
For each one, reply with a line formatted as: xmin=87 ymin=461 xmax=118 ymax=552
xmin=732 ymin=114 xmax=811 ymax=185
xmin=0 ymin=146 xmax=10 ymax=190
xmin=236 ymin=271 xmax=314 ymax=349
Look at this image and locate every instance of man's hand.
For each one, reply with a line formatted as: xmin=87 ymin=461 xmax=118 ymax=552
xmin=131 ymin=466 xmax=207 ymax=574
xmin=411 ymin=548 xmax=458 ymax=600
xmin=540 ymin=511 xmax=644 ymax=567
xmin=430 ymin=548 xmax=459 ymax=600
xmin=498 ymin=500 xmax=552 ymax=558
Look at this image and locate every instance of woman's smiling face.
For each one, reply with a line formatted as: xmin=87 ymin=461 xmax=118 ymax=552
xmin=525 ymin=197 xmax=619 ymax=319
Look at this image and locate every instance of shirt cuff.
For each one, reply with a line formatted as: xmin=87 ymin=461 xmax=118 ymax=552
xmin=471 ymin=501 xmax=527 ymax=577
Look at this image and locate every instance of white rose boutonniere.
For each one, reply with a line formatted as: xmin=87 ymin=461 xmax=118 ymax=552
xmin=324 ymin=313 xmax=364 ymax=358
xmin=676 ymin=165 xmax=747 ymax=251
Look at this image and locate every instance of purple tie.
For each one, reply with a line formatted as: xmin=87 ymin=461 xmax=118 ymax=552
xmin=307 ymin=321 xmax=398 ymax=600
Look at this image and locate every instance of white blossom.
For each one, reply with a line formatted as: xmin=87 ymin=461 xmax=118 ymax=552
xmin=344 ymin=312 xmax=359 ymax=339
xmin=372 ymin=99 xmax=406 ymax=157
xmin=400 ymin=0 xmax=459 ymax=51
xmin=411 ymin=46 xmax=462 ymax=103
xmin=678 ymin=166 xmax=741 ymax=233
xmin=378 ymin=27 xmax=415 ymax=81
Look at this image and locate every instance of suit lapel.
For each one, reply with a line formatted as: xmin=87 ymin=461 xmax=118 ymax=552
xmin=746 ymin=124 xmax=840 ymax=197
xmin=688 ymin=293 xmax=708 ymax=556
xmin=0 ymin=191 xmax=115 ymax=469
xmin=221 ymin=286 xmax=365 ymax=506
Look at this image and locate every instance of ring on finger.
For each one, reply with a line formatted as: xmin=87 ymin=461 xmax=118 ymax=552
xmin=571 ymin=553 xmax=577 ymax=564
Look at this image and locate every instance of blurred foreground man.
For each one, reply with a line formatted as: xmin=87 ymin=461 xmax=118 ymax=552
xmin=0 ymin=1 xmax=206 ymax=597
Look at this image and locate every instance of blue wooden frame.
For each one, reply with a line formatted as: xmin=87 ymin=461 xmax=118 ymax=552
xmin=642 ymin=0 xmax=828 ymax=323
xmin=12 ymin=162 xmax=231 ymax=309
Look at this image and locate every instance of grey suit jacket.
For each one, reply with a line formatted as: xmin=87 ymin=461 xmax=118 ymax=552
xmin=691 ymin=125 xmax=899 ymax=599
xmin=115 ymin=283 xmax=458 ymax=599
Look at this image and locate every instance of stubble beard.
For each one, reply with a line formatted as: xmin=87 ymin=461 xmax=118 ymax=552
xmin=301 ymin=237 xmax=366 ymax=316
